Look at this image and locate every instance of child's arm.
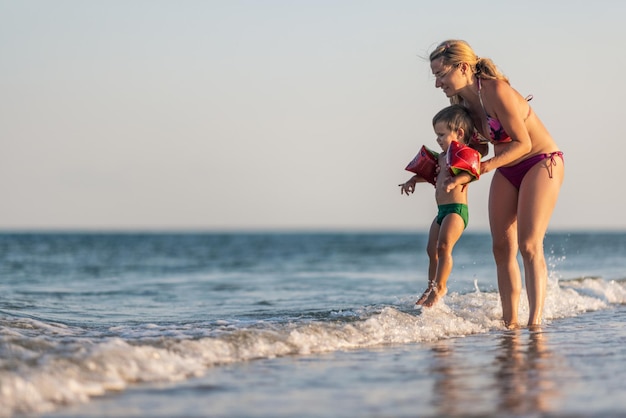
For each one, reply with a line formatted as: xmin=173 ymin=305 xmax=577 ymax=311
xmin=399 ymin=174 xmax=428 ymax=195
xmin=443 ymin=172 xmax=474 ymax=193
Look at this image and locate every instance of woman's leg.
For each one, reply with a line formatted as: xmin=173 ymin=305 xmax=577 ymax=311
xmin=517 ymin=157 xmax=564 ymax=326
xmin=489 ymin=171 xmax=522 ymax=328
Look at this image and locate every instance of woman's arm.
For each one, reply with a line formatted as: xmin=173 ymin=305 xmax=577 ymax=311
xmin=480 ymin=80 xmax=532 ymax=174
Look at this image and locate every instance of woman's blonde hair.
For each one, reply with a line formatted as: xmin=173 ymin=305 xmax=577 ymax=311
xmin=429 ymin=40 xmax=508 ymax=104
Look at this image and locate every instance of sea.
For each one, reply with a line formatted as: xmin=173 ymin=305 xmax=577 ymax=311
xmin=1 ymin=231 xmax=625 ymax=418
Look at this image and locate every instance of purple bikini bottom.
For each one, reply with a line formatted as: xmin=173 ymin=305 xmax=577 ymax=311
xmin=498 ymin=151 xmax=564 ymax=189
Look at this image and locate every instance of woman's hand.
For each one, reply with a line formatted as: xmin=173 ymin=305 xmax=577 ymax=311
xmin=480 ymin=159 xmax=492 ymax=175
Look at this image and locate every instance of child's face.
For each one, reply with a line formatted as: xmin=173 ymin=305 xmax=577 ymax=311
xmin=433 ymin=121 xmax=461 ymax=152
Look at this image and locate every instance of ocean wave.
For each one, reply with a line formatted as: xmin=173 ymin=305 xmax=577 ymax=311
xmin=1 ymin=278 xmax=625 ymax=417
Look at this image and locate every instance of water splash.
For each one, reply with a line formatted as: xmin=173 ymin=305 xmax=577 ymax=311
xmin=1 ymin=278 xmax=624 ymax=417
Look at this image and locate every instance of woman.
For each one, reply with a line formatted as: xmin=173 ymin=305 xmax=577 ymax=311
xmin=429 ymin=40 xmax=564 ymax=328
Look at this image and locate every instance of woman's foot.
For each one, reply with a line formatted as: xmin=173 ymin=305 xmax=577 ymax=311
xmin=504 ymin=320 xmax=521 ymax=330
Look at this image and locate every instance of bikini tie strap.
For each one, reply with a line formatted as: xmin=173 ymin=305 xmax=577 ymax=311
xmin=547 ymin=151 xmax=563 ymax=179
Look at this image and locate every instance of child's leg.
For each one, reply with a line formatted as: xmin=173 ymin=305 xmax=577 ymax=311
xmin=417 ymin=218 xmax=440 ymax=305
xmin=423 ymin=213 xmax=465 ymax=307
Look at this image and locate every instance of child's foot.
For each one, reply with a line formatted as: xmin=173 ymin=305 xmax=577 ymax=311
xmin=415 ymin=287 xmax=433 ymax=305
xmin=422 ymin=287 xmax=447 ymax=307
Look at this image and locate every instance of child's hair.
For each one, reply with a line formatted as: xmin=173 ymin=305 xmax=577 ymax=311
xmin=432 ymin=104 xmax=474 ymax=144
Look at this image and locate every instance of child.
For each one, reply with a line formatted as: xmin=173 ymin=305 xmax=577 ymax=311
xmin=399 ymin=104 xmax=478 ymax=307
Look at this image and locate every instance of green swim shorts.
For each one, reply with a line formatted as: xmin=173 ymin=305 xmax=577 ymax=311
xmin=436 ymin=203 xmax=469 ymax=229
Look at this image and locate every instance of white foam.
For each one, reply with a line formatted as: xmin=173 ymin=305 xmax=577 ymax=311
xmin=1 ymin=277 xmax=624 ymax=417
xmin=559 ymin=277 xmax=626 ymax=305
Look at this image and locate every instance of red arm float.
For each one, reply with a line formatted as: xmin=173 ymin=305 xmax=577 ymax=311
xmin=446 ymin=141 xmax=481 ymax=180
xmin=405 ymin=145 xmax=439 ymax=185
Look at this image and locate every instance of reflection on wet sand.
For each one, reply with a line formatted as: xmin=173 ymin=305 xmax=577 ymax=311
xmin=428 ymin=328 xmax=561 ymax=417
xmin=495 ymin=328 xmax=560 ymax=415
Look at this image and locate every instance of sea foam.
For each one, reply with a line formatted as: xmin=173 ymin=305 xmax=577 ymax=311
xmin=1 ymin=278 xmax=624 ymax=417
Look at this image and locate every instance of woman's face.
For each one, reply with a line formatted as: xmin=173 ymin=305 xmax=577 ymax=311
xmin=430 ymin=57 xmax=462 ymax=97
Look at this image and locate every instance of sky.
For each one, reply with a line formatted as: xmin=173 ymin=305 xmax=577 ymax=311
xmin=1 ymin=0 xmax=625 ymax=232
